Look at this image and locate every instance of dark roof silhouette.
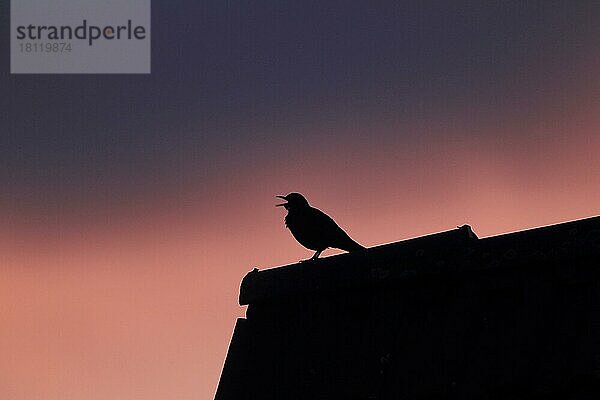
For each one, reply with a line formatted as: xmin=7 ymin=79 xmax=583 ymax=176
xmin=216 ymin=216 xmax=600 ymax=400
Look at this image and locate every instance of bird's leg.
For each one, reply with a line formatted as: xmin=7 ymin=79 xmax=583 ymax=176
xmin=299 ymin=250 xmax=322 ymax=263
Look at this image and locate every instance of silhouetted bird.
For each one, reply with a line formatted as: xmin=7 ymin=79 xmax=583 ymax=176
xmin=276 ymin=193 xmax=365 ymax=261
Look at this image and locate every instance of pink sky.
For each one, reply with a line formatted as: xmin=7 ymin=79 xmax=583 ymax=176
xmin=3 ymin=3 xmax=600 ymax=399
xmin=2 ymin=93 xmax=600 ymax=399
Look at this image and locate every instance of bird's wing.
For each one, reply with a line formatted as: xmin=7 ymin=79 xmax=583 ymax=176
xmin=311 ymin=208 xmax=364 ymax=251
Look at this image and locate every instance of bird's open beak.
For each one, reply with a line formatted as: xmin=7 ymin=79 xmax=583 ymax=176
xmin=275 ymin=195 xmax=287 ymax=207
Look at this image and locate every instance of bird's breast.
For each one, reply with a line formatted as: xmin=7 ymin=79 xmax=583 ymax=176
xmin=284 ymin=210 xmax=328 ymax=251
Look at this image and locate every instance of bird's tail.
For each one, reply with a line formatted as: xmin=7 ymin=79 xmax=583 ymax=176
xmin=338 ymin=238 xmax=366 ymax=253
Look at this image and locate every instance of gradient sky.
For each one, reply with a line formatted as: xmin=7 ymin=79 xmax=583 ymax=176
xmin=1 ymin=1 xmax=600 ymax=399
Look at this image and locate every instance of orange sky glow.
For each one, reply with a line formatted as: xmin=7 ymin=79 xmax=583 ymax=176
xmin=2 ymin=97 xmax=600 ymax=399
xmin=2 ymin=4 xmax=600 ymax=398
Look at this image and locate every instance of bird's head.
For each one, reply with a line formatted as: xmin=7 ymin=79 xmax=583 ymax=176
xmin=275 ymin=192 xmax=310 ymax=210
